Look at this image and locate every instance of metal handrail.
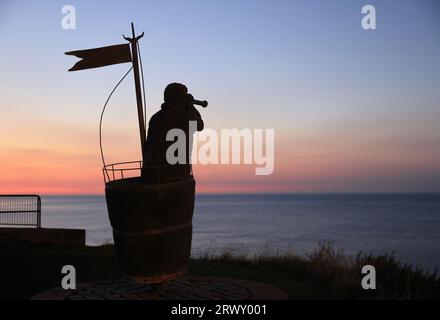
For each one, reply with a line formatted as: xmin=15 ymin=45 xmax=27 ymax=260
xmin=103 ymin=160 xmax=143 ymax=183
xmin=102 ymin=160 xmax=194 ymax=184
xmin=0 ymin=195 xmax=41 ymax=228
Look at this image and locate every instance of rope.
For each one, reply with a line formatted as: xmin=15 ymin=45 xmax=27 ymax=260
xmin=99 ymin=67 xmax=133 ymax=170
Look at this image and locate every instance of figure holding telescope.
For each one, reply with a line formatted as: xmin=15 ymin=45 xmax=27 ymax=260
xmin=142 ymin=83 xmax=206 ymax=182
xmin=66 ymin=24 xmax=208 ymax=284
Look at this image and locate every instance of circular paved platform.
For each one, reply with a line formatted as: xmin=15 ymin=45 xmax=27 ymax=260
xmin=32 ymin=276 xmax=287 ymax=300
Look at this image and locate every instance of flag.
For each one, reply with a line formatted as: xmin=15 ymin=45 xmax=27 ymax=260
xmin=65 ymin=43 xmax=132 ymax=71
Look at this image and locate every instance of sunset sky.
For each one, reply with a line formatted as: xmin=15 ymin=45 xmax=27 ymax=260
xmin=1 ymin=0 xmax=439 ymax=194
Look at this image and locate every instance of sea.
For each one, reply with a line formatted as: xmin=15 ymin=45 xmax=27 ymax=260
xmin=40 ymin=193 xmax=440 ymax=271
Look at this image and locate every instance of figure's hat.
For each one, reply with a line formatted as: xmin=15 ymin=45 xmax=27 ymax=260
xmin=164 ymin=83 xmax=188 ymax=103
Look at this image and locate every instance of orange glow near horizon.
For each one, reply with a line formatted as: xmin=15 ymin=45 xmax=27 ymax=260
xmin=1 ymin=121 xmax=440 ymax=195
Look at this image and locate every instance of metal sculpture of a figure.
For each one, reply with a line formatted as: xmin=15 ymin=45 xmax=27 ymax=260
xmin=66 ymin=23 xmax=208 ymax=285
xmin=142 ymin=83 xmax=205 ymax=183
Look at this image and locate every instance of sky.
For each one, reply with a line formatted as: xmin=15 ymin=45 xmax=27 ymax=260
xmin=0 ymin=0 xmax=439 ymax=194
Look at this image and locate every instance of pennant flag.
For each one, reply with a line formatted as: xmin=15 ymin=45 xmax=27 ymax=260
xmin=65 ymin=44 xmax=132 ymax=71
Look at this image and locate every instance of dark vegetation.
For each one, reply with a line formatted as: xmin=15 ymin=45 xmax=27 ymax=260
xmin=0 ymin=242 xmax=438 ymax=299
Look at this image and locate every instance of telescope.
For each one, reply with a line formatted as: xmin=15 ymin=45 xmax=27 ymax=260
xmin=193 ymin=99 xmax=208 ymax=108
xmin=187 ymin=94 xmax=208 ymax=108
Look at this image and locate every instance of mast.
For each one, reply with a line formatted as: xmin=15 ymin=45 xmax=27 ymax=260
xmin=124 ymin=23 xmax=146 ymax=162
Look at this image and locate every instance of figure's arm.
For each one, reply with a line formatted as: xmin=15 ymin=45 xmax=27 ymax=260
xmin=191 ymin=106 xmax=205 ymax=131
xmin=187 ymin=106 xmax=204 ymax=131
xmin=184 ymin=94 xmax=204 ymax=131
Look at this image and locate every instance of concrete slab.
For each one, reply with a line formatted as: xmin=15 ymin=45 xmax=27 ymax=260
xmin=0 ymin=227 xmax=85 ymax=246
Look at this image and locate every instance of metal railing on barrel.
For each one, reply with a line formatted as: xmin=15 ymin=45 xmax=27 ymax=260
xmin=103 ymin=160 xmax=143 ymax=183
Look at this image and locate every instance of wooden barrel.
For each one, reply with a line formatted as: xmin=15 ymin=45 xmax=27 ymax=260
xmin=105 ymin=176 xmax=195 ymax=283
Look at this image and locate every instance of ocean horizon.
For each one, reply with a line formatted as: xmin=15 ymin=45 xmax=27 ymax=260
xmin=39 ymin=193 xmax=440 ymax=272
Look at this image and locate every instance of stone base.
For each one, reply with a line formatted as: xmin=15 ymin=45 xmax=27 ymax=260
xmin=0 ymin=228 xmax=85 ymax=246
xmin=31 ymin=277 xmax=288 ymax=300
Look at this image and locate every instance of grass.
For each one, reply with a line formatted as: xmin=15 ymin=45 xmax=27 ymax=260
xmin=194 ymin=242 xmax=440 ymax=299
xmin=0 ymin=242 xmax=439 ymax=300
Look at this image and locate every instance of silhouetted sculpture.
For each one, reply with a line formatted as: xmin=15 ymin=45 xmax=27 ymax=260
xmin=67 ymin=24 xmax=208 ymax=284
xmin=142 ymin=83 xmax=204 ymax=183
